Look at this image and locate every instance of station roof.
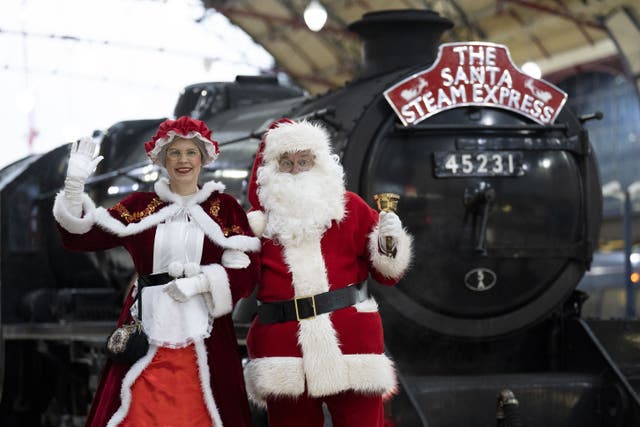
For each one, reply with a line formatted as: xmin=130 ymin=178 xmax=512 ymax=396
xmin=203 ymin=0 xmax=638 ymax=94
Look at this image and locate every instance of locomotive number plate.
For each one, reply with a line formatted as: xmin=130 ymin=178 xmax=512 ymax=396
xmin=433 ymin=151 xmax=524 ymax=177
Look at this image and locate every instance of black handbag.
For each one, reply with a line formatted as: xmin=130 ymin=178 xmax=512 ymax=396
xmin=106 ymin=278 xmax=149 ymax=364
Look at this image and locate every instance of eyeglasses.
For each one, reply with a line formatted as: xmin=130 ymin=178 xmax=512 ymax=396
xmin=278 ymin=152 xmax=316 ymax=173
xmin=166 ymin=148 xmax=200 ymax=160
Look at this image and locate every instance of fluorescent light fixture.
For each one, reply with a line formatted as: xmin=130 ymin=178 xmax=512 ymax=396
xmin=213 ymin=169 xmax=249 ymax=179
xmin=304 ymin=0 xmax=327 ymax=32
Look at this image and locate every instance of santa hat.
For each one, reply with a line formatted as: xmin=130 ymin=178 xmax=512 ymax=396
xmin=246 ymin=118 xmax=332 ymax=237
xmin=144 ymin=116 xmax=219 ymax=165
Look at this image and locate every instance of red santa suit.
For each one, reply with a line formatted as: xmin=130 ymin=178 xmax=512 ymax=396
xmin=53 ymin=177 xmax=260 ymax=427
xmin=243 ymin=119 xmax=412 ymax=427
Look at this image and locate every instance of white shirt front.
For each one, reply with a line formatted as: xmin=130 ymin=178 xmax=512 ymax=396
xmin=137 ymin=196 xmax=212 ymax=348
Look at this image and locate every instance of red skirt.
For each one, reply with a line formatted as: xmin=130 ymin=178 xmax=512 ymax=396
xmin=120 ymin=345 xmax=213 ymax=427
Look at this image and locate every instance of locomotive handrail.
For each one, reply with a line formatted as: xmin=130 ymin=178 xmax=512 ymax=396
xmin=455 ymin=135 xmax=589 ymax=156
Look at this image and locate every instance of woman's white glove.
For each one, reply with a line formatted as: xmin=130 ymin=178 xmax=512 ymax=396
xmin=64 ymin=137 xmax=104 ymax=216
xmin=163 ymin=274 xmax=210 ymax=302
xmin=378 ymin=211 xmax=403 ymax=256
xmin=221 ymin=249 xmax=251 ymax=269
xmin=67 ymin=137 xmax=104 ymax=180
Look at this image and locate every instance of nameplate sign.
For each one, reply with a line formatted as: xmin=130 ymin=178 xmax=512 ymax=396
xmin=383 ymin=42 xmax=567 ymax=126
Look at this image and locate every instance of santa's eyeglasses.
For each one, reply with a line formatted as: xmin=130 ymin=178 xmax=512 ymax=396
xmin=278 ymin=151 xmax=315 ymax=173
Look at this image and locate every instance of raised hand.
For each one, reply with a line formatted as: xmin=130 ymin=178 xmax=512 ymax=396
xmin=67 ymin=137 xmax=104 ymax=181
xmin=378 ymin=211 xmax=402 ymax=240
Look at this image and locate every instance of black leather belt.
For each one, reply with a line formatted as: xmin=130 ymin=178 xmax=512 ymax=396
xmin=139 ymin=272 xmax=175 ymax=286
xmin=257 ymin=282 xmax=368 ymax=324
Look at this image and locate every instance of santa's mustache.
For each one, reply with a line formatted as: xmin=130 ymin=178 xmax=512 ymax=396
xmin=257 ymin=162 xmax=346 ymax=245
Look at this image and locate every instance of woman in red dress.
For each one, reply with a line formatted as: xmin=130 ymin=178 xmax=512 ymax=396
xmin=53 ymin=116 xmax=259 ymax=426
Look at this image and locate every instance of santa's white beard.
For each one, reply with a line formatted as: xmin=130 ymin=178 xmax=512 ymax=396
xmin=257 ymin=160 xmax=346 ymax=246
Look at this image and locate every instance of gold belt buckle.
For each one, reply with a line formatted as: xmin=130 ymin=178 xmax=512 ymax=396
xmin=294 ymin=295 xmax=317 ymax=321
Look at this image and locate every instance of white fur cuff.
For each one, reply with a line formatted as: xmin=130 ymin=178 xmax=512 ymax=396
xmin=201 ymin=263 xmax=232 ymax=318
xmin=53 ymin=191 xmax=97 ymax=234
xmin=368 ymin=227 xmax=413 ymax=279
xmin=247 ymin=210 xmax=266 ymax=237
xmin=244 ymin=353 xmax=397 ymax=407
xmin=244 ymin=357 xmax=306 ymax=408
xmin=221 ymin=249 xmax=250 ymax=269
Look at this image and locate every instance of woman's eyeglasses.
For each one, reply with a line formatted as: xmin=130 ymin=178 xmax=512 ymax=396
xmin=166 ymin=149 xmax=200 ymax=160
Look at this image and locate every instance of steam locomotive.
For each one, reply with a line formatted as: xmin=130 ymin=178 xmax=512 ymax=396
xmin=2 ymin=9 xmax=640 ymax=427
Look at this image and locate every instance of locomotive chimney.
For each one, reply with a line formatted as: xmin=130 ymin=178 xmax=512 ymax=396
xmin=348 ymin=9 xmax=453 ymax=79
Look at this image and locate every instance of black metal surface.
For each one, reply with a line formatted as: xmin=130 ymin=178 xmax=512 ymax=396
xmin=348 ymin=9 xmax=453 ymax=79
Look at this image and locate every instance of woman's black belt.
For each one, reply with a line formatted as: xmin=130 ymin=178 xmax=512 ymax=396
xmin=257 ymin=281 xmax=368 ymax=324
xmin=139 ymin=272 xmax=175 ymax=286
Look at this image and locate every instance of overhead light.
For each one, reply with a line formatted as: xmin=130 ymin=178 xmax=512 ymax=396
xmin=304 ymin=0 xmax=327 ymax=32
xmin=521 ymin=62 xmax=542 ymax=79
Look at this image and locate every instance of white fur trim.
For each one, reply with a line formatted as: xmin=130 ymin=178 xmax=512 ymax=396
xmin=283 ymin=239 xmax=329 ymax=296
xmin=107 ymin=345 xmax=159 ymax=427
xmin=244 ymin=353 xmax=397 ymax=406
xmin=154 ymin=178 xmax=224 ymax=206
xmin=244 ymin=357 xmax=306 ymax=408
xmin=188 ymin=204 xmax=261 ymax=252
xmin=262 ymin=121 xmax=332 ymax=163
xmin=201 ymin=263 xmax=232 ymax=318
xmin=94 ymin=203 xmax=180 ymax=236
xmin=247 ymin=210 xmax=266 ymax=237
xmin=184 ymin=262 xmax=200 ymax=277
xmin=91 ymin=197 xmax=260 ymax=253
xmin=280 ymin=239 xmax=350 ymax=396
xmin=194 ymin=340 xmax=224 ymax=427
xmin=298 ymin=316 xmax=350 ymax=396
xmin=148 ymin=130 xmax=219 ymax=165
xmin=368 ymin=226 xmax=413 ymax=279
xmin=221 ymin=249 xmax=251 ymax=269
xmin=53 ymin=191 xmax=97 ymax=234
xmin=168 ymin=261 xmax=184 ymax=278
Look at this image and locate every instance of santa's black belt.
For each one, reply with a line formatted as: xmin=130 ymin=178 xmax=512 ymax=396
xmin=257 ymin=281 xmax=368 ymax=324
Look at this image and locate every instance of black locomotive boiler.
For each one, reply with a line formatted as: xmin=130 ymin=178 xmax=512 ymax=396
xmin=1 ymin=9 xmax=640 ymax=427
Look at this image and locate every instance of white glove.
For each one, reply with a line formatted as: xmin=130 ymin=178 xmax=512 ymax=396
xmin=67 ymin=137 xmax=103 ymax=181
xmin=378 ymin=211 xmax=402 ymax=238
xmin=221 ymin=249 xmax=251 ymax=269
xmin=163 ymin=274 xmax=210 ymax=302
xmin=378 ymin=211 xmax=403 ymax=256
xmin=63 ymin=137 xmax=103 ymax=217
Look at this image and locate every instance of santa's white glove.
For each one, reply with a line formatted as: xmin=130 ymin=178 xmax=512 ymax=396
xmin=163 ymin=274 xmax=210 ymax=302
xmin=221 ymin=249 xmax=251 ymax=269
xmin=378 ymin=211 xmax=403 ymax=256
xmin=63 ymin=137 xmax=104 ymax=217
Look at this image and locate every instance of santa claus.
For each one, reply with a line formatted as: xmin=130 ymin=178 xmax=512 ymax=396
xmin=244 ymin=118 xmax=413 ymax=427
